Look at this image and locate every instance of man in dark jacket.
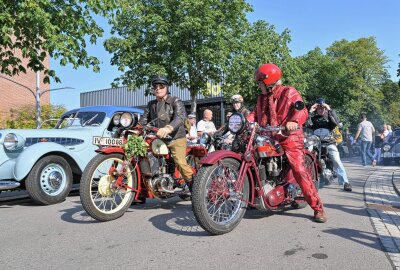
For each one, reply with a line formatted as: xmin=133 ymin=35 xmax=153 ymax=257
xmin=308 ymin=98 xmax=352 ymax=191
xmin=139 ymin=75 xmax=193 ymax=183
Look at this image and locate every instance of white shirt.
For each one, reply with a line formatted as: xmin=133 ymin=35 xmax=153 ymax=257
xmin=187 ymin=125 xmax=198 ymax=143
xmin=197 ymin=119 xmax=216 ymax=134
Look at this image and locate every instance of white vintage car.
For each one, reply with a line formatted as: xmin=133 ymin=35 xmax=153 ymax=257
xmin=0 ymin=106 xmax=143 ymax=204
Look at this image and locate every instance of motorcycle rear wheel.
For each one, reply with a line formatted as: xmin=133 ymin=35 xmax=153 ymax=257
xmin=80 ymin=153 xmax=137 ymax=222
xmin=192 ymin=158 xmax=249 ymax=235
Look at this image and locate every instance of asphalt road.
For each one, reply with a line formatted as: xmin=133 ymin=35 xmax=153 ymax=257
xmin=0 ymin=158 xmax=396 ymax=270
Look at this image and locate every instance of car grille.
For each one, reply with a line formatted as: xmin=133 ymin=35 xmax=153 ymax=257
xmin=394 ymin=144 xmax=400 ymax=153
xmin=25 ymin=137 xmax=84 ymax=147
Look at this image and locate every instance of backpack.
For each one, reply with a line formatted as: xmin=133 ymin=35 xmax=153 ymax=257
xmin=333 ymin=126 xmax=343 ymax=145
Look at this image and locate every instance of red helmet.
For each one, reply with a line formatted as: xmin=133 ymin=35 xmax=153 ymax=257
xmin=254 ymin=63 xmax=282 ymax=85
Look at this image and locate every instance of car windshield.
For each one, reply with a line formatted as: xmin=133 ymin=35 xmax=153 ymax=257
xmin=56 ymin=111 xmax=106 ymax=128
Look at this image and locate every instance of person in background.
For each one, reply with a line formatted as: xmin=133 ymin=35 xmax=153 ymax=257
xmin=354 ymin=114 xmax=375 ymax=166
xmin=231 ymin=94 xmax=250 ymax=117
xmin=372 ymin=129 xmax=384 ymax=166
xmin=308 ymin=98 xmax=352 ymax=192
xmin=197 ymin=109 xmax=216 ymax=137
xmin=247 ymin=63 xmax=327 ymax=223
xmin=186 ymin=113 xmax=198 ymax=144
xmin=385 ymin=125 xmax=393 ymax=142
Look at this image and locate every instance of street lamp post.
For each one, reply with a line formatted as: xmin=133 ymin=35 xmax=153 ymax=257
xmin=0 ymin=74 xmax=74 ymax=128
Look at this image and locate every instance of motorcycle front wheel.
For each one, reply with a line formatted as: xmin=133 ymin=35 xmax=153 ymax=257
xmin=191 ymin=158 xmax=249 ymax=235
xmin=80 ymin=153 xmax=137 ymax=222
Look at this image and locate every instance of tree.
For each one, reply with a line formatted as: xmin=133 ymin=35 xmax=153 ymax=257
xmin=222 ymin=20 xmax=305 ymax=107
xmin=0 ymin=0 xmax=118 ymax=83
xmin=298 ymin=37 xmax=391 ymax=130
xmin=105 ymin=0 xmax=255 ymax=112
xmin=5 ymin=104 xmax=66 ymax=129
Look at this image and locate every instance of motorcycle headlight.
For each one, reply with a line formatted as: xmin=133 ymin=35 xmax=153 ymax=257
xmin=4 ymin=133 xmax=25 ymax=151
xmin=228 ymin=113 xmax=245 ymax=134
xmin=382 ymin=144 xmax=391 ymax=152
xmin=305 ymin=135 xmax=320 ymax=147
xmin=120 ymin=113 xmax=135 ymax=128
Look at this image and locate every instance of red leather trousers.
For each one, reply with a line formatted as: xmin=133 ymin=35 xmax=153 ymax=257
xmin=281 ymin=137 xmax=324 ymax=212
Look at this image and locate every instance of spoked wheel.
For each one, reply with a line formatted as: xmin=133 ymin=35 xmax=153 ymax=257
xmin=80 ymin=153 xmax=137 ymax=222
xmin=192 ymin=158 xmax=249 ymax=235
xmin=292 ymin=154 xmax=318 ymax=209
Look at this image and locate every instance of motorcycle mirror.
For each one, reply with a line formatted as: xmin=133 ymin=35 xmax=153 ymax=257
xmin=294 ymin=101 xmax=305 ymax=111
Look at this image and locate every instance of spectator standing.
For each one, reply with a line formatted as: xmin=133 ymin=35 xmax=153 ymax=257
xmin=186 ymin=113 xmax=198 ymax=144
xmin=372 ymin=129 xmax=384 ymax=166
xmin=197 ymin=109 xmax=216 ymax=137
xmin=354 ymin=114 xmax=375 ymax=166
xmin=385 ymin=125 xmax=393 ymax=142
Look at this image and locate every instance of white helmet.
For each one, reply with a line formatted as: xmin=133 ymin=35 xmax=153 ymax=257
xmin=231 ymin=94 xmax=244 ymax=103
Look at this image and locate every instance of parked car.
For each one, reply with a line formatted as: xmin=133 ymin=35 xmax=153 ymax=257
xmin=0 ymin=106 xmax=143 ymax=204
xmin=381 ymin=127 xmax=400 ymax=165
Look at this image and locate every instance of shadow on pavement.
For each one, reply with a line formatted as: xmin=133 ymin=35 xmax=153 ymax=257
xmin=148 ymin=202 xmax=209 ymax=237
xmin=323 ymin=228 xmax=385 ymax=252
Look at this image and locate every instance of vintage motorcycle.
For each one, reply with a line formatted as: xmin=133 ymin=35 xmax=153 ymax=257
xmin=304 ymin=128 xmax=336 ymax=185
xmin=79 ymin=114 xmax=207 ymax=222
xmin=198 ymin=131 xmax=232 ymax=152
xmin=191 ymin=101 xmax=319 ymax=235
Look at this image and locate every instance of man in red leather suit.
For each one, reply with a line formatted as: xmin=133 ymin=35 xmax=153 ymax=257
xmin=247 ymin=63 xmax=327 ymax=223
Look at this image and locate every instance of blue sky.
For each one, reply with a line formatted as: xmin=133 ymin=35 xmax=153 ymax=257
xmin=50 ymin=0 xmax=400 ymax=110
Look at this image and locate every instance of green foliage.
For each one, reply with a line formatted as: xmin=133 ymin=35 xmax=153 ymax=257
xmin=4 ymin=104 xmax=66 ymax=129
xmin=298 ymin=37 xmax=392 ymax=130
xmin=0 ymin=0 xmax=118 ymax=83
xmin=124 ymin=135 xmax=148 ymax=159
xmin=105 ymin=0 xmax=298 ymax=110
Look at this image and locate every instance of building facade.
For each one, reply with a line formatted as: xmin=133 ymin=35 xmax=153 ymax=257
xmin=0 ymin=48 xmax=50 ymax=128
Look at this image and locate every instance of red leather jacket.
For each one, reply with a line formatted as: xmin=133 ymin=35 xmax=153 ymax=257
xmin=247 ymin=85 xmax=308 ymax=139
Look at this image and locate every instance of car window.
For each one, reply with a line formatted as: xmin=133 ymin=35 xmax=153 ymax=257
xmin=56 ymin=112 xmax=106 ymax=128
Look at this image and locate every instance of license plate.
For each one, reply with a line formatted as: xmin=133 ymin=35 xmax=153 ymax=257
xmin=92 ymin=136 xmax=124 ymax=146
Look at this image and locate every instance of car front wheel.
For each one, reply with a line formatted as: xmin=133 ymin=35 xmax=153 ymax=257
xmin=25 ymin=155 xmax=73 ymax=205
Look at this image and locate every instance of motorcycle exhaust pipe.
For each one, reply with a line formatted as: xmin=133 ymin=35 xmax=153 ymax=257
xmin=0 ymin=180 xmax=20 ymax=191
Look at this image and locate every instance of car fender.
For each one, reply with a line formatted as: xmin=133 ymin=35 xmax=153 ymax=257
xmin=199 ymin=150 xmax=242 ymax=165
xmin=13 ymin=142 xmax=84 ymax=181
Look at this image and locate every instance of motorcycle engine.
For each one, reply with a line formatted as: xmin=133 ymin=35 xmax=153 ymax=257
xmin=148 ymin=174 xmax=175 ymax=197
xmin=266 ymin=157 xmax=281 ymax=177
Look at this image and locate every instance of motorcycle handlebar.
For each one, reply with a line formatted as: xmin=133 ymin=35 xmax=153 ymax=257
xmin=257 ymin=126 xmax=300 ymax=132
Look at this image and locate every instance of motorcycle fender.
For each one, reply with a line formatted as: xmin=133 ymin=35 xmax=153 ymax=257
xmin=199 ymin=150 xmax=242 ymax=165
xmin=95 ymin=147 xmax=125 ymax=154
xmin=13 ymin=142 xmax=84 ymax=181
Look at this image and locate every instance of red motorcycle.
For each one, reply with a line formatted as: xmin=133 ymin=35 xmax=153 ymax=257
xmin=191 ymin=101 xmax=319 ymax=235
xmin=80 ymin=115 xmax=207 ymax=222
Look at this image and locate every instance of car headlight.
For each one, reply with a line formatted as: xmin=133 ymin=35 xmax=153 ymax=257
xmin=4 ymin=133 xmax=25 ymax=151
xmin=112 ymin=114 xmax=121 ymax=125
xmin=382 ymin=144 xmax=391 ymax=152
xmin=228 ymin=113 xmax=245 ymax=134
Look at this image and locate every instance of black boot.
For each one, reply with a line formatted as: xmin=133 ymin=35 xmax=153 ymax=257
xmin=344 ymin=183 xmax=352 ymax=192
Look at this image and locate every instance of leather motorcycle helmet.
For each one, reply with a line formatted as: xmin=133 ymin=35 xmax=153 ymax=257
xmin=151 ymin=75 xmax=169 ymax=85
xmin=254 ymin=63 xmax=282 ymax=85
xmin=150 ymin=75 xmax=170 ymax=94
